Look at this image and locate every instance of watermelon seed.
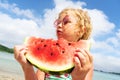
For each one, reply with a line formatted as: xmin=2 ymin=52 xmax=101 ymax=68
xmin=50 ymin=53 xmax=54 ymax=56
xmin=37 ymin=47 xmax=40 ymax=50
xmin=56 ymin=43 xmax=60 ymax=46
xmin=62 ymin=50 xmax=65 ymax=54
xmin=44 ymin=44 xmax=47 ymax=47
xmin=68 ymin=43 xmax=71 ymax=46
xmin=41 ymin=40 xmax=44 ymax=42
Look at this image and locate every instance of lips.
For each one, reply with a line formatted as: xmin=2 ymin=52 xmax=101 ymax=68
xmin=57 ymin=29 xmax=62 ymax=34
xmin=57 ymin=29 xmax=64 ymax=39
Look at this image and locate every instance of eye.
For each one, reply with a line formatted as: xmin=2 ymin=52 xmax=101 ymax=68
xmin=63 ymin=18 xmax=70 ymax=25
xmin=54 ymin=20 xmax=61 ymax=27
xmin=63 ymin=16 xmax=71 ymax=25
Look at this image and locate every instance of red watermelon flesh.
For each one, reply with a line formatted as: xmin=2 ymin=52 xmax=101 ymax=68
xmin=25 ymin=37 xmax=90 ymax=74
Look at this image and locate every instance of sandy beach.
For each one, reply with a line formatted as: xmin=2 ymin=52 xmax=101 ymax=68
xmin=0 ymin=70 xmax=24 ymax=80
xmin=0 ymin=52 xmax=24 ymax=80
xmin=0 ymin=71 xmax=24 ymax=80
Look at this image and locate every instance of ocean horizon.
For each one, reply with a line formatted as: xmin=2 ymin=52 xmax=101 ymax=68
xmin=0 ymin=52 xmax=120 ymax=80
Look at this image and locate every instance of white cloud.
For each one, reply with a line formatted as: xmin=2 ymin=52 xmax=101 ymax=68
xmin=87 ymin=9 xmax=115 ymax=38
xmin=106 ymin=37 xmax=120 ymax=48
xmin=91 ymin=37 xmax=120 ymax=72
xmin=86 ymin=8 xmax=120 ymax=73
xmin=54 ymin=0 xmax=86 ymax=11
xmin=93 ymin=53 xmax=120 ymax=73
xmin=0 ymin=1 xmax=41 ymax=24
xmin=12 ymin=7 xmax=34 ymax=19
xmin=0 ymin=1 xmax=33 ymax=18
xmin=116 ymin=29 xmax=120 ymax=39
xmin=91 ymin=38 xmax=120 ymax=56
xmin=0 ymin=12 xmax=41 ymax=47
xmin=0 ymin=0 xmax=15 ymax=9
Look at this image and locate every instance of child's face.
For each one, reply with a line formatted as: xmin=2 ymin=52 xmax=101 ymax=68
xmin=55 ymin=11 xmax=85 ymax=42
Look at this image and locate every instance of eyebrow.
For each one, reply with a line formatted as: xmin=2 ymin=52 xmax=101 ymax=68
xmin=63 ymin=15 xmax=69 ymax=20
xmin=64 ymin=15 xmax=69 ymax=18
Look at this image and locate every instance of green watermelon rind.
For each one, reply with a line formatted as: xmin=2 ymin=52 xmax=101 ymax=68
xmin=26 ymin=54 xmax=74 ymax=75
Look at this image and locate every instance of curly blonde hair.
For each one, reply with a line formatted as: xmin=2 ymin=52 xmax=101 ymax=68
xmin=59 ymin=8 xmax=92 ymax=40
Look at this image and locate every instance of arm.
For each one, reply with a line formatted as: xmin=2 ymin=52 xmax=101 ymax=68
xmin=22 ymin=65 xmax=38 ymax=80
xmin=36 ymin=70 xmax=45 ymax=80
xmin=84 ymin=65 xmax=94 ymax=80
xmin=14 ymin=45 xmax=45 ymax=80
xmin=14 ymin=45 xmax=42 ymax=80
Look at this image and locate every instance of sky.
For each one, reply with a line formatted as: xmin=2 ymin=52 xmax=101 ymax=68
xmin=0 ymin=0 xmax=120 ymax=73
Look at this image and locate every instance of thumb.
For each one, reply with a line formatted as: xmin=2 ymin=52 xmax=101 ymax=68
xmin=73 ymin=56 xmax=81 ymax=69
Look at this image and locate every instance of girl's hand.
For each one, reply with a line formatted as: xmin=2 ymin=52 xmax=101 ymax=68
xmin=14 ymin=45 xmax=40 ymax=80
xmin=71 ymin=49 xmax=93 ymax=80
xmin=14 ymin=45 xmax=32 ymax=68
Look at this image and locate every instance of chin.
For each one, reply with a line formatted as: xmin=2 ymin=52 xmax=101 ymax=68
xmin=57 ymin=35 xmax=63 ymax=39
xmin=58 ymin=37 xmax=63 ymax=39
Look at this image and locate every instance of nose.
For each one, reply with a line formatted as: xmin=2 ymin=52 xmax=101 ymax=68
xmin=57 ymin=22 xmax=63 ymax=28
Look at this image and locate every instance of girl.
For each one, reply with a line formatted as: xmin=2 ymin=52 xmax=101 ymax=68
xmin=14 ymin=8 xmax=93 ymax=80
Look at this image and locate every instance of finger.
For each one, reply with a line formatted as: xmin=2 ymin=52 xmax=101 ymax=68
xmin=77 ymin=49 xmax=92 ymax=64
xmin=14 ymin=45 xmax=27 ymax=59
xmin=83 ymin=49 xmax=93 ymax=63
xmin=75 ymin=49 xmax=87 ymax=60
xmin=14 ymin=45 xmax=20 ymax=59
xmin=19 ymin=51 xmax=27 ymax=62
xmin=74 ymin=52 xmax=86 ymax=67
xmin=77 ymin=49 xmax=88 ymax=59
xmin=73 ymin=56 xmax=81 ymax=69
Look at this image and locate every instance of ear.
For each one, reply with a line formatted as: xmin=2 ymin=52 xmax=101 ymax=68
xmin=80 ymin=26 xmax=86 ymax=34
xmin=77 ymin=26 xmax=86 ymax=36
xmin=76 ymin=26 xmax=86 ymax=36
xmin=83 ymin=26 xmax=86 ymax=33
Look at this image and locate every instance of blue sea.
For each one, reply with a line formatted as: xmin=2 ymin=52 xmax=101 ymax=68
xmin=0 ymin=52 xmax=120 ymax=80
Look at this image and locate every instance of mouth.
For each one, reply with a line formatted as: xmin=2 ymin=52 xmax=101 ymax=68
xmin=57 ymin=29 xmax=62 ymax=34
xmin=57 ymin=29 xmax=64 ymax=39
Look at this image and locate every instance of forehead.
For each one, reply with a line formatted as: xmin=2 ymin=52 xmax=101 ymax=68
xmin=59 ymin=10 xmax=77 ymax=20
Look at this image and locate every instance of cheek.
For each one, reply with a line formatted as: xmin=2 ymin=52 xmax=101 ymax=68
xmin=63 ymin=29 xmax=75 ymax=38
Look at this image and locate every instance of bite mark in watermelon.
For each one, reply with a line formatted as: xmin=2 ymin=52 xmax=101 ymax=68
xmin=25 ymin=37 xmax=91 ymax=74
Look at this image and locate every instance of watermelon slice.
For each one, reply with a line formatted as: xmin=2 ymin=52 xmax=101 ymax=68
xmin=25 ymin=37 xmax=91 ymax=74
